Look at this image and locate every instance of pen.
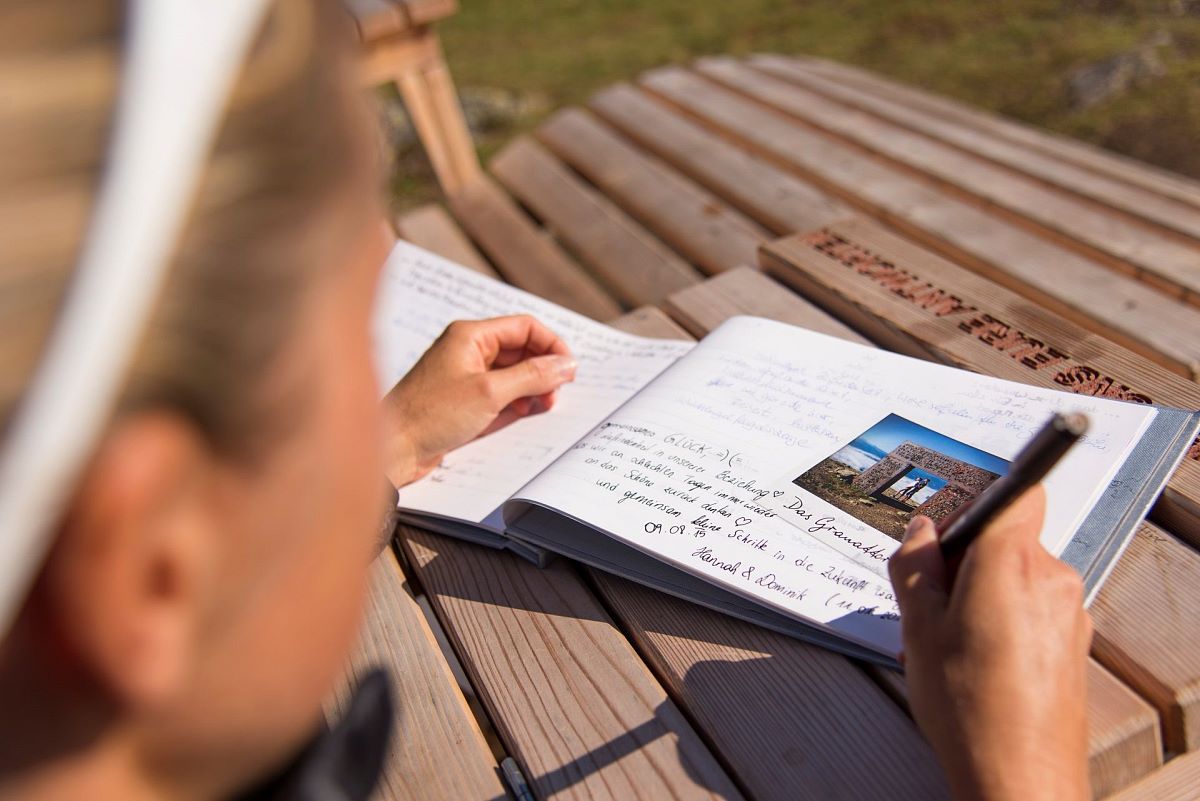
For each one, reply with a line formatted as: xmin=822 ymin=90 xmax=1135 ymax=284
xmin=937 ymin=412 xmax=1089 ymax=557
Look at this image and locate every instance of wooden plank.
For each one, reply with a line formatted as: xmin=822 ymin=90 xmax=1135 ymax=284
xmin=859 ymin=657 xmax=1161 ymax=800
xmin=344 ymin=0 xmax=408 ymax=40
xmin=749 ymin=55 xmax=1200 ymax=251
xmin=697 ymin=58 xmax=1200 ymax=303
xmin=1091 ymin=526 xmax=1200 ymax=753
xmin=660 ymin=270 xmax=1168 ymax=793
xmin=398 ymin=0 xmax=458 ymax=27
xmin=492 ymin=137 xmax=702 ymax=306
xmin=757 ymin=218 xmax=1200 ymax=547
xmin=758 ymin=223 xmax=1200 ymax=753
xmin=447 ymin=177 xmax=622 ymax=320
xmin=590 ymin=574 xmax=952 ymax=801
xmin=536 ymin=108 xmax=770 ymax=275
xmin=609 ymin=306 xmax=694 ymax=340
xmin=398 ymin=526 xmax=744 ymax=801
xmin=638 ymin=66 xmax=1200 ymax=379
xmin=1107 ymin=750 xmax=1200 ymax=801
xmin=328 ymin=550 xmax=505 ymax=801
xmin=1087 ymin=661 xmax=1165 ymax=800
xmin=588 ymin=84 xmax=853 ymax=236
xmin=661 ymin=266 xmax=870 ymax=345
xmin=395 ymin=203 xmax=497 ymax=276
xmin=786 ymin=55 xmax=1200 ymax=213
xmin=601 ymin=312 xmax=951 ymax=801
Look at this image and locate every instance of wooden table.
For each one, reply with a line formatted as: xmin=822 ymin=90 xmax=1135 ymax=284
xmin=339 ymin=54 xmax=1200 ymax=801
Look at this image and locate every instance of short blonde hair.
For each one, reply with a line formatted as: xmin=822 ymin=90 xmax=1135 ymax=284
xmin=0 ymin=0 xmax=375 ymax=456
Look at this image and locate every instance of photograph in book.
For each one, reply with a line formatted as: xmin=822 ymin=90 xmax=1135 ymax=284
xmin=792 ymin=414 xmax=1011 ymax=541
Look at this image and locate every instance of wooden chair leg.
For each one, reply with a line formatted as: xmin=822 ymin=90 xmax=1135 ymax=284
xmin=390 ymin=32 xmax=480 ymax=195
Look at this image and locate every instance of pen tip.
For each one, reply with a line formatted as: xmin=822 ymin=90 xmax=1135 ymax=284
xmin=1057 ymin=412 xmax=1089 ymax=436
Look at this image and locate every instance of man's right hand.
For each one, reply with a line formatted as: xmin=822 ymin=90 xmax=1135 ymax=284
xmin=888 ymin=487 xmax=1093 ymax=801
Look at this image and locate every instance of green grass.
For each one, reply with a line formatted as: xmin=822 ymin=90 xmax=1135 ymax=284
xmin=393 ymin=0 xmax=1200 ymax=205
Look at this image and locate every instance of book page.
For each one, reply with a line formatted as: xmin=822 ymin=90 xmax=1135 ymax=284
xmin=373 ymin=242 xmax=694 ymax=528
xmin=508 ymin=316 xmax=1156 ymax=655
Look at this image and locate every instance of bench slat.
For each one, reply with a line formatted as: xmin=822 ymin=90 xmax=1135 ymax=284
xmin=638 ymin=67 xmax=1200 ymax=380
xmin=786 ymin=56 xmax=1200 ymax=213
xmin=398 ymin=527 xmax=744 ymax=801
xmin=329 ymin=550 xmax=505 ymax=801
xmin=748 ymin=55 xmax=1200 ymax=250
xmin=344 ymin=0 xmax=408 ymax=40
xmin=588 ymin=84 xmax=852 ymax=236
xmin=589 ymin=573 xmax=952 ymax=801
xmin=609 ymin=306 xmax=694 ymax=339
xmin=447 ymin=177 xmax=622 ymax=320
xmin=492 ymin=137 xmax=702 ymax=306
xmin=697 ymin=58 xmax=1200 ymax=303
xmin=1107 ymin=750 xmax=1200 ymax=801
xmin=399 ymin=0 xmax=458 ymax=27
xmin=758 ymin=218 xmax=1200 ymax=548
xmin=536 ymin=109 xmax=769 ymax=275
xmin=395 ymin=203 xmax=497 ymax=277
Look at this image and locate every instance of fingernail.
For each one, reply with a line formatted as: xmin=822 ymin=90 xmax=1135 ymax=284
xmin=551 ymin=355 xmax=577 ymax=380
xmin=903 ymin=517 xmax=923 ymax=542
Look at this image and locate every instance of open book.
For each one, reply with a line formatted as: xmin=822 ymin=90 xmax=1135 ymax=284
xmin=375 ymin=242 xmax=1199 ymax=665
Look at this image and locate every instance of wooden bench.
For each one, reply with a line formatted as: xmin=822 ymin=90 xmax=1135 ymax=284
xmin=337 ymin=53 xmax=1200 ymax=800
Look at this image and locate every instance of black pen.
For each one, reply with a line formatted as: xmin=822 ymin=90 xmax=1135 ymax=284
xmin=937 ymin=412 xmax=1089 ymax=557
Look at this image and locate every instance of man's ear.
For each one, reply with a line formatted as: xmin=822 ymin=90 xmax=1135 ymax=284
xmin=41 ymin=411 xmax=222 ymax=710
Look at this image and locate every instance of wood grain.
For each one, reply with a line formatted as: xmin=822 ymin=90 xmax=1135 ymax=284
xmin=757 ymin=218 xmax=1200 ymax=547
xmin=637 ymin=66 xmax=1200 ymax=378
xmin=748 ymin=55 xmax=1200 ymax=249
xmin=784 ymin=55 xmax=1200 ymax=213
xmin=395 ymin=203 xmax=497 ymax=276
xmin=492 ymin=137 xmax=702 ymax=306
xmin=328 ymin=550 xmax=505 ymax=801
xmin=1091 ymin=525 xmax=1200 ymax=753
xmin=661 ymin=266 xmax=868 ymax=345
xmin=398 ymin=526 xmax=744 ymax=800
xmin=536 ymin=108 xmax=769 ymax=275
xmin=1106 ymin=750 xmax=1200 ymax=801
xmin=609 ymin=306 xmax=694 ymax=340
xmin=696 ymin=58 xmax=1200 ymax=302
xmin=447 ymin=177 xmax=622 ymax=320
xmin=588 ymin=84 xmax=853 ymax=236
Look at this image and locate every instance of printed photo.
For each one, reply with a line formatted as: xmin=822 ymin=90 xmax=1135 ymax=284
xmin=792 ymin=414 xmax=1011 ymax=541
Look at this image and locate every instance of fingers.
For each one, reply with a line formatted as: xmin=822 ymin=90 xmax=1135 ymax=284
xmin=889 ymin=515 xmax=948 ymax=633
xmin=978 ymin=484 xmax=1047 ymax=549
xmin=450 ymin=316 xmax=571 ymax=366
xmin=484 ymin=353 xmax=577 ymax=412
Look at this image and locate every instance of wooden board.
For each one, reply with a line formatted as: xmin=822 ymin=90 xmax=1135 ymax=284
xmin=1107 ymin=750 xmax=1200 ymax=801
xmin=535 ymin=108 xmax=770 ymax=275
xmin=446 ymin=177 xmax=622 ymax=320
xmin=637 ymin=67 xmax=1200 ymax=379
xmin=492 ymin=137 xmax=702 ymax=306
xmin=328 ymin=550 xmax=505 ymax=801
xmin=588 ymin=84 xmax=853 ymax=236
xmin=609 ymin=306 xmax=694 ymax=339
xmin=399 ymin=0 xmax=458 ymax=27
xmin=757 ymin=218 xmax=1200 ymax=548
xmin=694 ymin=58 xmax=1200 ymax=302
xmin=1091 ymin=525 xmax=1200 ymax=753
xmin=785 ymin=55 xmax=1200 ymax=213
xmin=398 ymin=526 xmax=744 ymax=800
xmin=661 ymin=266 xmax=869 ymax=345
xmin=748 ymin=55 xmax=1200 ymax=250
xmin=395 ymin=203 xmax=496 ymax=276
xmin=345 ymin=0 xmax=409 ymax=40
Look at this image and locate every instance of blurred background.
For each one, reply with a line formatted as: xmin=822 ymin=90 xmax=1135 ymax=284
xmin=381 ymin=0 xmax=1200 ymax=209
